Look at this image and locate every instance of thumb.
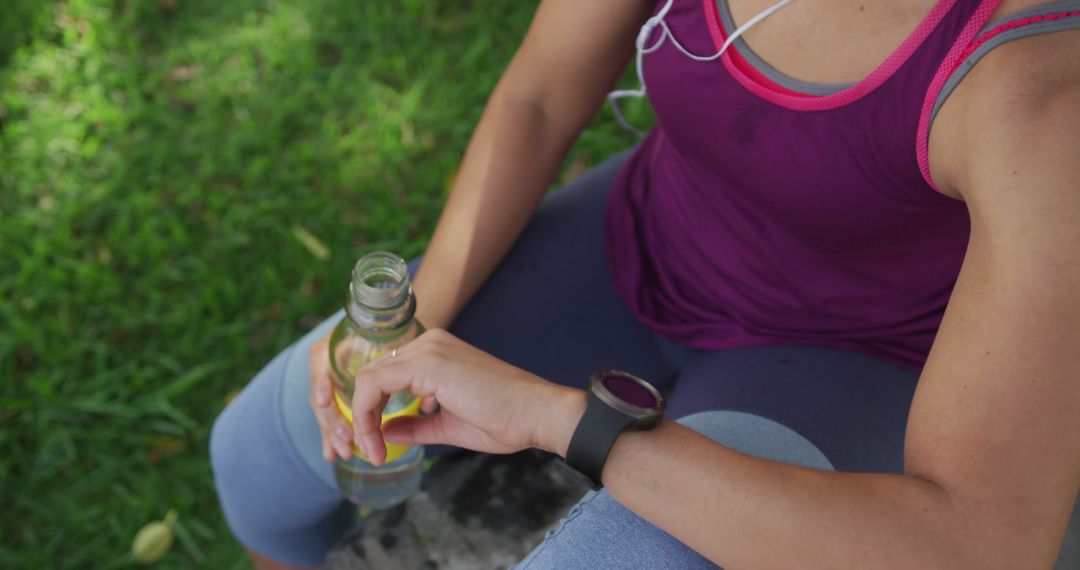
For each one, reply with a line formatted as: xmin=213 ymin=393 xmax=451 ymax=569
xmin=383 ymin=414 xmax=452 ymax=447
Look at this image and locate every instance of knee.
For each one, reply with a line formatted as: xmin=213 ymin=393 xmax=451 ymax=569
xmin=208 ymin=372 xmax=280 ymax=513
xmin=209 ymin=399 xmax=241 ymax=486
xmin=209 ymin=394 xmax=258 ymax=519
xmin=209 ymin=351 xmax=290 ymax=494
xmin=208 ymin=393 xmax=349 ymax=566
xmin=676 ymin=410 xmax=833 ymax=471
xmin=208 ymin=381 xmax=287 ymax=542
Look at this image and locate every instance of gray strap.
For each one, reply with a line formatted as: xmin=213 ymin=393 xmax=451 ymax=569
xmin=978 ymin=0 xmax=1080 ymax=34
xmin=714 ymin=0 xmax=852 ymax=96
xmin=564 ymin=392 xmax=637 ymax=489
xmin=930 ymin=2 xmax=1080 ymax=126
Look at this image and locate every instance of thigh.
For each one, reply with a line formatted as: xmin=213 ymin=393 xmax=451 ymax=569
xmin=214 ymin=149 xmax=695 ymax=564
xmin=667 ymin=345 xmax=919 ymax=473
xmin=438 ymin=150 xmax=692 ymax=392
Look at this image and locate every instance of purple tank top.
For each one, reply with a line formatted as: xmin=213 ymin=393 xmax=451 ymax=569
xmin=605 ymin=0 xmax=994 ymax=371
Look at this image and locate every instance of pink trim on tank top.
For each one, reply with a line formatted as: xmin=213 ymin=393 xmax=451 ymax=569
xmin=704 ymin=0 xmax=958 ymax=110
xmin=915 ymin=0 xmax=1002 ymax=192
xmin=725 ymin=48 xmax=811 ymax=97
xmin=959 ymin=10 xmax=1080 ymax=61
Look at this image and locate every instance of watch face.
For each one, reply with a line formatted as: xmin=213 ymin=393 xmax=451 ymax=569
xmin=590 ymin=370 xmax=666 ymax=419
xmin=600 ymin=374 xmax=658 ymax=408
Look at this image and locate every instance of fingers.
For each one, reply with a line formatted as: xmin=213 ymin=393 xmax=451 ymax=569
xmin=311 ymin=403 xmax=353 ymax=462
xmin=313 ymin=412 xmax=352 ymax=461
xmin=421 ymin=396 xmax=439 ymax=414
xmin=309 ymin=340 xmax=334 ymax=408
xmin=332 ymin=426 xmax=353 ymax=460
xmin=310 ymin=375 xmax=346 ymax=460
xmin=349 ymin=331 xmax=459 ymax=463
xmin=351 ymin=359 xmax=429 ymax=464
xmin=313 ymin=374 xmax=332 ymax=407
xmin=382 ymin=414 xmax=449 ymax=447
xmin=354 ymin=394 xmax=389 ymax=465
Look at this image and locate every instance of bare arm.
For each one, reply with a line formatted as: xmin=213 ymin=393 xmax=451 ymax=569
xmin=353 ymin=20 xmax=1080 ymax=570
xmin=533 ymin=31 xmax=1080 ymax=569
xmin=413 ymin=0 xmax=653 ymax=329
xmin=308 ymin=0 xmax=650 ymax=464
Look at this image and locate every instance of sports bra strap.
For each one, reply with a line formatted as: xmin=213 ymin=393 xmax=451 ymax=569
xmin=917 ymin=0 xmax=1080 ymax=190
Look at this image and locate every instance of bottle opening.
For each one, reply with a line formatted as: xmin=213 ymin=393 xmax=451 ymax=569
xmin=351 ymin=252 xmax=410 ymax=310
xmin=364 ymin=272 xmax=400 ymax=290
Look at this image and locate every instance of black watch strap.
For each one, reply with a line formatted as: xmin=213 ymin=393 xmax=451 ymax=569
xmin=564 ymin=391 xmax=638 ymax=489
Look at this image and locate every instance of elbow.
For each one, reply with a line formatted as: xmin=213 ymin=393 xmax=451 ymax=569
xmin=487 ymin=84 xmax=552 ymax=130
xmin=945 ymin=539 xmax=1058 ymax=570
xmin=936 ymin=509 xmax=1064 ymax=569
xmin=488 ymin=73 xmax=592 ymax=140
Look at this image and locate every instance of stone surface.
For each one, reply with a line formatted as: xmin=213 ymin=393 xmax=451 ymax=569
xmin=323 ymin=450 xmax=585 ymax=570
xmin=1055 ymin=494 xmax=1080 ymax=570
xmin=323 ymin=450 xmax=1080 ymax=569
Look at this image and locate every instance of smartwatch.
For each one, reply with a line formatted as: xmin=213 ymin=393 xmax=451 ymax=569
xmin=560 ymin=370 xmax=666 ymax=490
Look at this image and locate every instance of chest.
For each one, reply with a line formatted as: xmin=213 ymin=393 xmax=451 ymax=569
xmin=722 ymin=0 xmax=1039 ymax=83
xmin=727 ymin=0 xmax=938 ymax=84
xmin=637 ymin=0 xmax=975 ymax=248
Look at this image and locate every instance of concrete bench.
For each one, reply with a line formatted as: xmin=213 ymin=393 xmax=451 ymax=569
xmin=324 ymin=450 xmax=583 ymax=569
xmin=325 ymin=450 xmax=1080 ymax=569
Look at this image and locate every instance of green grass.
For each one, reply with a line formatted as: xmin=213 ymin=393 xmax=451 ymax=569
xmin=0 ymin=0 xmax=651 ymax=567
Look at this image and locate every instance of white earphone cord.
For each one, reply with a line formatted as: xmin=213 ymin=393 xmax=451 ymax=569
xmin=608 ymin=0 xmax=795 ymax=136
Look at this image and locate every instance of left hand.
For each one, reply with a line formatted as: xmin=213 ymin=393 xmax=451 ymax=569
xmin=350 ymin=329 xmax=585 ymax=465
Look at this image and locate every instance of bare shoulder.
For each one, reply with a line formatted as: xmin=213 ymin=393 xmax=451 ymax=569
xmin=929 ymin=22 xmax=1080 ymax=200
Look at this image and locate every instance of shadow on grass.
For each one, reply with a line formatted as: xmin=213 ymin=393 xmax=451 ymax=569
xmin=0 ymin=0 xmax=58 ymax=68
xmin=0 ymin=1 xmax=544 ymax=568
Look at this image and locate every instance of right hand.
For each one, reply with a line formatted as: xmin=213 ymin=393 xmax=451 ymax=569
xmin=308 ymin=335 xmax=355 ymax=462
xmin=350 ymin=329 xmax=585 ymax=466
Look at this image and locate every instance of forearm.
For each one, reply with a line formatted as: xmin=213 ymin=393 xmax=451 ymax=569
xmin=605 ymin=422 xmax=976 ymax=569
xmin=540 ymin=389 xmax=1004 ymax=570
xmin=410 ymin=0 xmax=650 ymax=330
xmin=413 ymin=88 xmax=579 ymax=329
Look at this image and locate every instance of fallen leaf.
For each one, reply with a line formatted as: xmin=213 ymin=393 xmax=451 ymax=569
xmin=132 ymin=509 xmax=178 ymax=564
xmin=147 ymin=436 xmax=187 ymax=463
xmin=167 ymin=64 xmax=201 ymax=84
xmin=290 ymin=224 xmax=331 ymax=260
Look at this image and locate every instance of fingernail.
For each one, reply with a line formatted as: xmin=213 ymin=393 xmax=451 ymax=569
xmin=334 ymin=440 xmax=352 ymax=460
xmin=364 ymin=434 xmax=383 ymax=465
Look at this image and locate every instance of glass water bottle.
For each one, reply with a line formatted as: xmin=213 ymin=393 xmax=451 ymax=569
xmin=329 ymin=252 xmax=424 ymax=508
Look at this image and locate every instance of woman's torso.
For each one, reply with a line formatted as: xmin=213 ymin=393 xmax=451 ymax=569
xmin=604 ymin=0 xmax=1074 ymax=369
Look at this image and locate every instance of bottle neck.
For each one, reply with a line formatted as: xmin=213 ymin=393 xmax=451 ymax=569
xmin=345 ymin=252 xmax=416 ymax=333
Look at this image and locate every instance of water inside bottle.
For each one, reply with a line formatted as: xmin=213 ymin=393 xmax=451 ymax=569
xmin=335 ymin=445 xmax=424 ymax=509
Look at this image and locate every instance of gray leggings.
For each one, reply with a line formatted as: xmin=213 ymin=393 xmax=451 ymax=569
xmin=210 ymin=153 xmax=920 ymax=567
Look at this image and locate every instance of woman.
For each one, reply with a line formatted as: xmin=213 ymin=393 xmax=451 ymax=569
xmin=210 ymin=0 xmax=1080 ymax=567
